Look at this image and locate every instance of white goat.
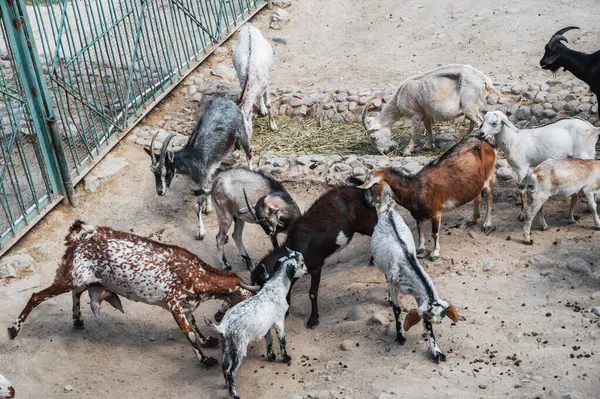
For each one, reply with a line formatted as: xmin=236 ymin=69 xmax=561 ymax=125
xmin=478 ymin=110 xmax=600 ymax=219
xmin=521 ymin=158 xmax=600 ymax=244
xmin=232 ymin=24 xmax=277 ymax=138
xmin=0 ymin=374 xmax=14 ymax=398
xmin=371 ymin=196 xmax=459 ymax=363
xmin=210 ymin=248 xmax=307 ymax=399
xmin=362 ymin=64 xmax=500 ymax=155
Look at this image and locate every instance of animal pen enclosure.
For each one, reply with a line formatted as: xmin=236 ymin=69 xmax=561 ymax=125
xmin=0 ymin=0 xmax=265 ymax=255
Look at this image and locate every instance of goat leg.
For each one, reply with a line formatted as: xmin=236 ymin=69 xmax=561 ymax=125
xmin=265 ymin=328 xmax=276 ymax=362
xmin=274 ymin=320 xmax=291 ymax=363
xmin=423 ymin=319 xmax=446 ymax=363
xmin=306 ymin=268 xmax=322 ymax=329
xmin=388 ymin=282 xmax=405 ymax=345
xmin=169 ymin=304 xmax=218 ymax=368
xmin=188 ymin=313 xmax=219 ymax=348
xmin=427 ymin=214 xmax=441 ymax=261
xmin=285 ymin=277 xmax=298 ymax=317
xmin=465 ymin=193 xmax=481 ymax=227
xmin=72 ymin=288 xmax=86 ymax=329
xmin=416 ymin=221 xmax=426 ymax=257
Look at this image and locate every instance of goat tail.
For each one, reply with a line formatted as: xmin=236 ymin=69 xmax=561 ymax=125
xmin=237 ymin=27 xmax=253 ymax=106
xmin=484 ymin=78 xmax=502 ymax=97
xmin=65 ymin=220 xmax=97 ymax=244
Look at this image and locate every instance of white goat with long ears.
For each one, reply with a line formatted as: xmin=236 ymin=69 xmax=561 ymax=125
xmin=362 ymin=64 xmax=500 ymax=155
xmin=233 ymin=24 xmax=277 ymax=138
xmin=478 ymin=110 xmax=600 ymax=219
xmin=0 ymin=374 xmax=14 ymax=398
xmin=209 ymin=248 xmax=307 ymax=399
xmin=521 ymin=158 xmax=600 ymax=244
xmin=371 ymin=195 xmax=460 ymax=363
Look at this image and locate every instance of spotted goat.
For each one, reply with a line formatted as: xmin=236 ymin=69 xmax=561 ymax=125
xmin=252 ymin=178 xmax=378 ymax=329
xmin=371 ymin=194 xmax=459 ymax=363
xmin=358 ymin=136 xmax=496 ymax=260
xmin=211 ymin=168 xmax=301 ymax=270
xmin=7 ymin=220 xmax=257 ymax=368
xmin=209 ymin=248 xmax=307 ymax=399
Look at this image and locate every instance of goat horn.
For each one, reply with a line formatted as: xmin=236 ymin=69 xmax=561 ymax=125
xmin=239 ymin=281 xmax=260 ymax=292
xmin=361 ymin=96 xmax=377 ymax=131
xmin=159 ymin=133 xmax=176 ymax=167
xmin=548 ymin=34 xmax=569 ymax=50
xmin=149 ymin=133 xmax=159 ymax=164
xmin=242 ymin=188 xmax=259 ymax=223
xmin=553 ymin=26 xmax=579 ymax=37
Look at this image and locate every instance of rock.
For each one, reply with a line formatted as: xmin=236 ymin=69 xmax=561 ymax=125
xmin=386 ymin=323 xmax=397 ymax=338
xmin=402 ymin=162 xmax=422 ymax=175
xmin=333 ymin=163 xmax=351 ymax=172
xmin=0 ymin=253 xmax=35 ymax=273
xmin=293 ymin=105 xmax=308 ymax=117
xmin=542 ymin=109 xmax=557 ymax=119
xmin=211 ymin=63 xmax=236 ymax=80
xmin=483 ymin=261 xmax=495 ymax=272
xmin=566 ymin=258 xmax=591 ymax=275
xmin=64 ymin=385 xmax=73 ymax=392
xmin=528 ymin=255 xmax=553 ymax=269
xmin=564 ymin=100 xmax=579 ymax=112
xmin=511 ymin=84 xmax=528 ymax=95
xmin=3 ymin=274 xmax=42 ymax=296
xmin=534 ymin=92 xmax=547 ymax=103
xmin=576 ymin=103 xmax=592 ymax=113
xmin=191 ymin=92 xmax=203 ymax=103
xmin=84 ymin=155 xmax=129 ymax=192
xmin=487 ymin=94 xmax=499 ymax=105
xmin=272 ymin=36 xmax=289 ymax=45
xmin=271 ymin=0 xmax=292 ymax=7
xmin=496 ymin=167 xmax=514 ymax=181
xmin=515 ymin=106 xmax=531 ymax=120
xmin=591 ymin=291 xmax=600 ymax=300
xmin=341 ymin=339 xmax=354 ymax=351
xmin=553 ymin=101 xmax=566 ymax=112
xmin=370 ymin=311 xmax=389 ymax=326
xmin=0 ymin=264 xmax=16 ymax=278
xmin=347 ymin=305 xmax=367 ymax=321
xmin=270 ymin=8 xmax=291 ymax=30
xmin=531 ymin=104 xmax=544 ymax=118
xmin=590 ymin=307 xmax=600 ymax=317
xmin=290 ymin=395 xmax=304 ymax=399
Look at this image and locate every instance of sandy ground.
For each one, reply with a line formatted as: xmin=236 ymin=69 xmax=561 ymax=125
xmin=0 ymin=140 xmax=599 ymax=399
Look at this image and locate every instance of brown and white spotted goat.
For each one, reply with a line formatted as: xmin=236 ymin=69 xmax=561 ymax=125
xmin=358 ymin=137 xmax=496 ymax=260
xmin=7 ymin=220 xmax=257 ymax=368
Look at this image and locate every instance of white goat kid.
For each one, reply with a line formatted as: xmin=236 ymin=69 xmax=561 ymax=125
xmin=362 ymin=64 xmax=500 ymax=155
xmin=478 ymin=110 xmax=600 ymax=219
xmin=0 ymin=374 xmax=14 ymax=398
xmin=522 ymin=158 xmax=600 ymax=244
xmin=371 ymin=196 xmax=459 ymax=363
xmin=233 ymin=24 xmax=277 ymax=138
xmin=211 ymin=248 xmax=307 ymax=399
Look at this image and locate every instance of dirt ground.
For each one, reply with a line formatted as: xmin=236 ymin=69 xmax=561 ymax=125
xmin=2 ymin=1 xmax=600 ymax=398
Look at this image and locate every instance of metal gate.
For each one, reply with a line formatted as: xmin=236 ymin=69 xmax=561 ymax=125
xmin=0 ymin=0 xmax=265 ymax=255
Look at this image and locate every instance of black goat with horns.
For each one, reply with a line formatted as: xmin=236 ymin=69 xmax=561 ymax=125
xmin=540 ymin=26 xmax=600 ymax=114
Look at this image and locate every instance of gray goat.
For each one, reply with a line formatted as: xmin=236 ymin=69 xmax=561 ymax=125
xmin=209 ymin=248 xmax=307 ymax=399
xmin=371 ymin=195 xmax=460 ymax=363
xmin=145 ymin=96 xmax=252 ymax=240
xmin=362 ymin=64 xmax=500 ymax=155
xmin=233 ymin=24 xmax=277 ymax=138
xmin=211 ymin=168 xmax=301 ymax=270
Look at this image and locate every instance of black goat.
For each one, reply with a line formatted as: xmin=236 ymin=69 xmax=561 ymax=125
xmin=145 ymin=96 xmax=252 ymax=240
xmin=251 ymin=179 xmax=378 ymax=329
xmin=540 ymin=26 xmax=600 ymax=111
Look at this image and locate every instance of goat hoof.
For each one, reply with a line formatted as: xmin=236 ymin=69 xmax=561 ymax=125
xmin=368 ymin=256 xmax=375 ymax=266
xmin=282 ymin=355 xmax=292 ymax=364
xmin=483 ymin=224 xmax=496 ymax=235
xmin=267 ymin=353 xmax=276 ymax=362
xmin=396 ymin=336 xmax=406 ymax=346
xmin=203 ymin=336 xmax=220 ymax=348
xmin=432 ymin=352 xmax=446 ymax=364
xmin=214 ymin=310 xmax=225 ymax=323
xmin=7 ymin=327 xmax=18 ymax=340
xmin=202 ymin=357 xmax=219 ymax=368
xmin=541 ymin=224 xmax=549 ymax=231
xmin=594 ymin=226 xmax=600 ymax=231
xmin=269 ymin=121 xmax=278 ymax=131
xmin=306 ymin=317 xmax=319 ymax=329
xmin=73 ymin=319 xmax=85 ymax=330
xmin=465 ymin=220 xmax=477 ymax=227
xmin=517 ymin=214 xmax=525 ymax=222
xmin=427 ymin=253 xmax=439 ymax=262
xmin=524 ymin=239 xmax=533 ymax=246
xmin=196 ymin=233 xmax=205 ymax=241
xmin=223 ymin=264 xmax=233 ymax=271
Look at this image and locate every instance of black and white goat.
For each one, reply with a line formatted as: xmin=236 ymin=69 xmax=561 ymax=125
xmin=233 ymin=24 xmax=277 ymax=137
xmin=211 ymin=168 xmax=301 ymax=270
xmin=210 ymin=248 xmax=307 ymax=399
xmin=371 ymin=196 xmax=459 ymax=363
xmin=251 ymin=179 xmax=378 ymax=328
xmin=540 ymin=26 xmax=599 ymax=108
xmin=145 ymin=96 xmax=252 ymax=240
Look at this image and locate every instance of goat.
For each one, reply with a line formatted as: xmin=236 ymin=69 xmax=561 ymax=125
xmin=0 ymin=375 xmax=14 ymax=399
xmin=540 ymin=26 xmax=599 ymax=108
xmin=361 ymin=64 xmax=501 ymax=155
xmin=233 ymin=24 xmax=277 ymax=138
xmin=521 ymin=159 xmax=600 ymax=244
xmin=251 ymin=178 xmax=378 ymax=329
xmin=357 ymin=137 xmax=496 ymax=260
xmin=7 ymin=220 xmax=258 ymax=368
xmin=144 ymin=96 xmax=252 ymax=240
xmin=371 ymin=195 xmax=459 ymax=363
xmin=478 ymin=110 xmax=599 ymax=219
xmin=209 ymin=248 xmax=307 ymax=399
xmin=211 ymin=168 xmax=301 ymax=271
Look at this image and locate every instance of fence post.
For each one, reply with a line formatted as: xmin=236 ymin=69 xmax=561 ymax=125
xmin=1 ymin=0 xmax=78 ymax=207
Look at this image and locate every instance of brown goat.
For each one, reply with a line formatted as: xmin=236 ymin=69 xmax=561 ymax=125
xmin=358 ymin=137 xmax=496 ymax=260
xmin=7 ymin=220 xmax=257 ymax=368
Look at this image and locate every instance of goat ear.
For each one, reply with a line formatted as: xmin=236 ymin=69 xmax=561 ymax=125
xmin=500 ymin=113 xmax=518 ymax=131
xmin=543 ymin=53 xmax=560 ymax=64
xmin=446 ymin=302 xmax=460 ymax=323
xmin=403 ymin=309 xmax=422 ymax=331
xmin=357 ymin=175 xmax=382 ymax=189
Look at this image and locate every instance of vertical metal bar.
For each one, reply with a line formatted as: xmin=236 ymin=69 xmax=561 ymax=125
xmin=48 ymin=117 xmax=77 ymax=206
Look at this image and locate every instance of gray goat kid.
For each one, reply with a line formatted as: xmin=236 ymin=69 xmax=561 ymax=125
xmin=362 ymin=64 xmax=501 ymax=155
xmin=371 ymin=196 xmax=460 ymax=363
xmin=209 ymin=248 xmax=307 ymax=399
xmin=211 ymin=168 xmax=301 ymax=270
xmin=233 ymin=24 xmax=277 ymax=138
xmin=145 ymin=96 xmax=252 ymax=240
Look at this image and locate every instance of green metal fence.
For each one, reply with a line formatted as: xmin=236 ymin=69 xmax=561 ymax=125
xmin=0 ymin=0 xmax=265 ymax=254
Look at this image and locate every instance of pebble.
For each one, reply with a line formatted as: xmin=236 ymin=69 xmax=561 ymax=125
xmin=496 ymin=167 xmax=514 ymax=181
xmin=270 ymin=8 xmax=291 ymax=30
xmin=370 ymin=310 xmax=389 ymax=326
xmin=528 ymin=255 xmax=554 ymax=269
xmin=0 ymin=264 xmax=16 ymax=278
xmin=479 ymin=384 xmax=487 ymax=389
xmin=191 ymin=93 xmax=203 ymax=103
xmin=386 ymin=323 xmax=397 ymax=338
xmin=290 ymin=395 xmax=304 ymax=399
xmin=272 ymin=36 xmax=289 ymax=45
xmin=64 ymin=385 xmax=73 ymax=392
xmin=591 ymin=291 xmax=600 ymax=300
xmin=0 ymin=253 xmax=35 ymax=273
xmin=565 ymin=258 xmax=591 ymax=275
xmin=590 ymin=307 xmax=600 ymax=317
xmin=341 ymin=339 xmax=354 ymax=351
xmin=347 ymin=305 xmax=367 ymax=321
xmin=483 ymin=261 xmax=495 ymax=272
xmin=211 ymin=63 xmax=236 ymax=80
